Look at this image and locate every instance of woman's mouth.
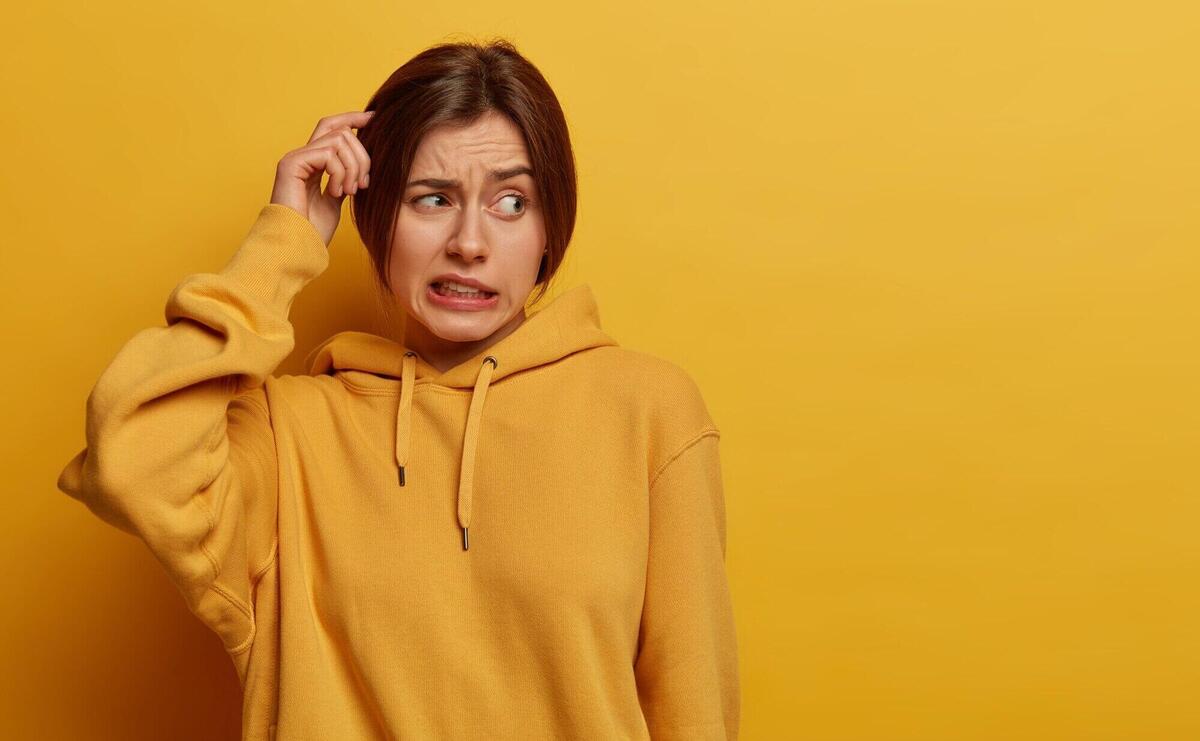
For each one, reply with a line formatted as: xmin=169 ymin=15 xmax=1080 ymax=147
xmin=427 ymin=281 xmax=499 ymax=311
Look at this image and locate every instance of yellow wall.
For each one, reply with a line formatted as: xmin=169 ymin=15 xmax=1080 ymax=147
xmin=4 ymin=1 xmax=1196 ymax=738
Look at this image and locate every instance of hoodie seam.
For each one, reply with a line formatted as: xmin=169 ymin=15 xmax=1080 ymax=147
xmin=190 ymin=469 xmax=254 ymax=650
xmin=334 ymin=378 xmax=464 ymax=396
xmin=333 ymin=375 xmax=403 ymax=395
xmin=193 ymin=495 xmax=257 ymax=654
xmin=237 ymin=391 xmax=271 ymax=418
xmin=208 ymin=380 xmax=275 ymax=655
xmin=331 ymin=352 xmax=609 ymax=398
xmin=228 ymin=382 xmax=284 ymax=585
xmin=252 ymin=539 xmax=279 ymax=584
xmin=648 ymin=428 xmax=721 ymax=490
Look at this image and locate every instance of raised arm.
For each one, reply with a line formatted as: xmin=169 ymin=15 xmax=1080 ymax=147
xmin=55 ymin=203 xmax=329 ymax=667
xmin=55 ymin=111 xmax=372 ymax=678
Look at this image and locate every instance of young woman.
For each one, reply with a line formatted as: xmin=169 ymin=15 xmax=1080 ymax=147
xmin=57 ymin=39 xmax=739 ymax=740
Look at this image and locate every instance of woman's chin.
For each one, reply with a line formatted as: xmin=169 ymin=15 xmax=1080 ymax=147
xmin=411 ymin=311 xmax=500 ymax=344
xmin=433 ymin=325 xmax=497 ymax=343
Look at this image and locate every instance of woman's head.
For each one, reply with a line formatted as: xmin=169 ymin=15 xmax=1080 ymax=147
xmin=350 ymin=39 xmax=576 ymax=348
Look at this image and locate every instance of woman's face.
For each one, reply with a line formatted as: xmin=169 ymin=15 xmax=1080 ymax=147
xmin=387 ymin=110 xmax=546 ymax=346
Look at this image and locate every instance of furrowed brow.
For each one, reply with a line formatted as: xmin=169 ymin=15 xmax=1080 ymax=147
xmin=406 ymin=166 xmax=534 ymax=189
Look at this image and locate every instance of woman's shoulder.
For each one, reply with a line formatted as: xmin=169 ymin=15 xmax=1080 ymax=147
xmin=254 ymin=371 xmax=348 ymax=412
xmin=586 ymin=345 xmax=718 ymax=433
xmin=582 ymin=344 xmax=702 ymax=386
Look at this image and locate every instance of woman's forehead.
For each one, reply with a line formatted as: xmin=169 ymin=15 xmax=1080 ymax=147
xmin=411 ymin=113 xmax=530 ymax=170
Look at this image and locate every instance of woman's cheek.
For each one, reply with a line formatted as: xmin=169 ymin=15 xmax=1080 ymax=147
xmin=508 ymin=218 xmax=547 ymax=266
xmin=404 ymin=218 xmax=447 ymax=244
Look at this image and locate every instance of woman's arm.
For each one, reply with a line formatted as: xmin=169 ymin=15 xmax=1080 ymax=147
xmin=635 ymin=428 xmax=741 ymax=740
xmin=55 ymin=110 xmax=369 ymax=676
xmin=55 ymin=203 xmax=329 ymax=667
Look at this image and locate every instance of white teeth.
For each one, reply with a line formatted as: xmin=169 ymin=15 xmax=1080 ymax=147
xmin=434 ymin=280 xmax=493 ymax=297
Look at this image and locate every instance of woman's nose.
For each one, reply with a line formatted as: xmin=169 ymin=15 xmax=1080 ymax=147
xmin=448 ymin=204 xmax=489 ymax=261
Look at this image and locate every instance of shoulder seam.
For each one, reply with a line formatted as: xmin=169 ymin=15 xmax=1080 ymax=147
xmin=231 ymin=383 xmax=271 ymax=416
xmin=228 ymin=381 xmax=280 ymax=582
xmin=252 ymin=540 xmax=278 ymax=584
xmin=193 ymin=495 xmax=257 ymax=655
xmin=649 ymin=427 xmax=721 ymax=490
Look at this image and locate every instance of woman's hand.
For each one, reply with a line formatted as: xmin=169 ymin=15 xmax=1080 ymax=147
xmin=270 ymin=110 xmax=374 ymax=247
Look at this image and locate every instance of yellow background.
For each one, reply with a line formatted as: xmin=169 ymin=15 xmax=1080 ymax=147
xmin=3 ymin=1 xmax=1197 ymax=739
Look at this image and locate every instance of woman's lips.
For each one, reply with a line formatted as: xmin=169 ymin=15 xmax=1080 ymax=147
xmin=427 ymin=283 xmax=499 ymax=311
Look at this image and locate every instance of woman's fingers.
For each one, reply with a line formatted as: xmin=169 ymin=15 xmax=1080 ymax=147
xmin=321 ymin=131 xmax=357 ymax=196
xmin=271 ymin=110 xmax=374 ymax=242
xmin=336 ymin=129 xmax=363 ymax=194
xmin=343 ymin=128 xmax=371 ymax=188
xmin=307 ymin=110 xmax=375 ymax=146
xmin=305 ymin=130 xmax=352 ymax=197
xmin=320 ymin=144 xmax=348 ymax=198
xmin=306 ymin=125 xmax=370 ymax=196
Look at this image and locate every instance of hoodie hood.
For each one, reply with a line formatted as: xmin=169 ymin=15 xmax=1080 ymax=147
xmin=303 ymin=283 xmax=619 ymax=551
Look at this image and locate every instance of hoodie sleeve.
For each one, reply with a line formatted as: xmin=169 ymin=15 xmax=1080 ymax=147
xmin=635 ymin=428 xmax=742 ymax=740
xmin=54 ymin=203 xmax=329 ymax=661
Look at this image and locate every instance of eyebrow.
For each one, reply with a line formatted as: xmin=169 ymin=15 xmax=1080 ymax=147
xmin=406 ymin=166 xmax=535 ymax=189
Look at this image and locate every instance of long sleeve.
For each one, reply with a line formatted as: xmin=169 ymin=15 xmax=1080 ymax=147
xmin=635 ymin=428 xmax=741 ymax=740
xmin=55 ymin=203 xmax=329 ymax=665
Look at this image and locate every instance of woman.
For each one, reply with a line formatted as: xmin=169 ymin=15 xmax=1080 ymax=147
xmin=57 ymin=39 xmax=739 ymax=740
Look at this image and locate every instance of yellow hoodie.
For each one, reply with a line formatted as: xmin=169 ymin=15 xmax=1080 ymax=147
xmin=56 ymin=203 xmax=740 ymax=740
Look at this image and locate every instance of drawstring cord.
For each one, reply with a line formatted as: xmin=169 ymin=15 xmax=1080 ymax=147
xmin=395 ymin=351 xmax=417 ymax=487
xmin=457 ymin=355 xmax=497 ymax=550
xmin=394 ymin=352 xmax=498 ymax=551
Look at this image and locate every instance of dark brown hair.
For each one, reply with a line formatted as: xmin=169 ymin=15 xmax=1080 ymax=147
xmin=350 ymin=38 xmax=577 ymax=309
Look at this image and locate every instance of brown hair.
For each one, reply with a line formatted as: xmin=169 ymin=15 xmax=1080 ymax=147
xmin=350 ymin=37 xmax=577 ymax=309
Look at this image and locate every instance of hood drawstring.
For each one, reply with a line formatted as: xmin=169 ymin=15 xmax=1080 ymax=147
xmin=395 ymin=351 xmax=417 ymax=487
xmin=458 ymin=355 xmax=497 ymax=551
xmin=395 ymin=351 xmax=498 ymax=552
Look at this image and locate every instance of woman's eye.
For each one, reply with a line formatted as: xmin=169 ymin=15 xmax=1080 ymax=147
xmin=414 ymin=194 xmax=449 ymax=208
xmin=411 ymin=193 xmax=528 ymax=215
xmin=495 ymin=194 xmax=528 ymax=216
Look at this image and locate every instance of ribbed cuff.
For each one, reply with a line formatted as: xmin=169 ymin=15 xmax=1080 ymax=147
xmin=217 ymin=203 xmax=331 ymax=309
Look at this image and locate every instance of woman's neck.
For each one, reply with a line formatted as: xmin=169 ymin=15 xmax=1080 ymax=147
xmin=402 ymin=310 xmax=527 ymax=374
